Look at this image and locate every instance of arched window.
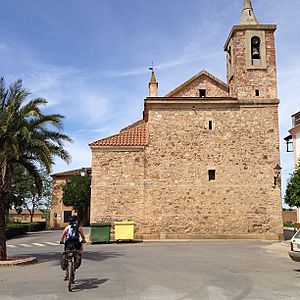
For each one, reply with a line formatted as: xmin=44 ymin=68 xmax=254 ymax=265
xmin=228 ymin=46 xmax=232 ymax=65
xmin=251 ymin=36 xmax=261 ymax=59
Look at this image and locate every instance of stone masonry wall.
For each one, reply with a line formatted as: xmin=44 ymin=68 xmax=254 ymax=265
xmin=90 ymin=149 xmax=145 ymax=234
xmin=171 ymin=75 xmax=228 ymax=98
xmin=142 ymin=104 xmax=282 ymax=239
xmin=229 ymin=30 xmax=277 ymax=100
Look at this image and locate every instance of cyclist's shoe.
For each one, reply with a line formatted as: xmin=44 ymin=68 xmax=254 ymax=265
xmin=64 ymin=274 xmax=69 ymax=281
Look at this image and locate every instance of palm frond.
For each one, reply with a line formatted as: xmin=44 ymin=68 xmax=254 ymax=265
xmin=0 ymin=76 xmax=72 ymax=196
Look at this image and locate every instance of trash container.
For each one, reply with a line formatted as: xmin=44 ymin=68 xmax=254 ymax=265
xmin=114 ymin=221 xmax=135 ymax=241
xmin=89 ymin=223 xmax=111 ymax=243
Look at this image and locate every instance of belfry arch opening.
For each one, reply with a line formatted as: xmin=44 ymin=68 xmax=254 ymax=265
xmin=251 ymin=36 xmax=261 ymax=60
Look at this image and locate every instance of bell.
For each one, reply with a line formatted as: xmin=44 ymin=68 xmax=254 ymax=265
xmin=252 ymin=47 xmax=260 ymax=59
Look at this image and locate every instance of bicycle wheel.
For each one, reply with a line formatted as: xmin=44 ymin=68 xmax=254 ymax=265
xmin=68 ymin=260 xmax=73 ymax=292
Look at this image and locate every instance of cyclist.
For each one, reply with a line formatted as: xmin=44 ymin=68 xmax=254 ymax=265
xmin=60 ymin=215 xmax=86 ymax=280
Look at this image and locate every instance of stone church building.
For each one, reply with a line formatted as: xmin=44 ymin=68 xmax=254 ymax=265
xmin=89 ymin=0 xmax=283 ymax=240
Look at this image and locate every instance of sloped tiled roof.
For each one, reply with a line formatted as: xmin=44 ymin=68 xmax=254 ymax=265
xmin=89 ymin=121 xmax=147 ymax=147
xmin=50 ymin=167 xmax=91 ymax=178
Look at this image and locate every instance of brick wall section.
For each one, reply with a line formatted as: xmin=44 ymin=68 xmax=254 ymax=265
xmin=90 ymin=150 xmax=145 ymax=233
xmin=171 ymin=75 xmax=228 ymax=97
xmin=282 ymin=211 xmax=297 ymax=224
xmin=228 ymin=30 xmax=277 ymax=100
xmin=141 ymin=104 xmax=282 ymax=239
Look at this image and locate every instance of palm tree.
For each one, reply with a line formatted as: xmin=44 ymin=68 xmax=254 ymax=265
xmin=0 ymin=77 xmax=72 ymax=260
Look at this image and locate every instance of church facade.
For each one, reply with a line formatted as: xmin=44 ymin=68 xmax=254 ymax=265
xmin=89 ymin=0 xmax=283 ymax=240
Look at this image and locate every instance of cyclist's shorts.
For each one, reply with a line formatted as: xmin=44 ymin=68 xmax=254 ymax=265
xmin=64 ymin=239 xmax=82 ymax=251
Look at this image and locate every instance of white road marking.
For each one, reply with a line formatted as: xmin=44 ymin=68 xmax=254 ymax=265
xmin=7 ymin=245 xmax=17 ymax=248
xmin=44 ymin=242 xmax=59 ymax=246
xmin=32 ymin=243 xmax=46 ymax=247
xmin=19 ymin=244 xmax=33 ymax=248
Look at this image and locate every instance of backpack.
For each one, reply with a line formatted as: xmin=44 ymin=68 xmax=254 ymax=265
xmin=67 ymin=224 xmax=79 ymax=241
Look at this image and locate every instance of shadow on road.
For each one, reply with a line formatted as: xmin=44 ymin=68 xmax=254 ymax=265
xmin=17 ymin=250 xmax=125 ymax=266
xmin=7 ymin=230 xmax=58 ymax=240
xmin=71 ymin=277 xmax=109 ymax=292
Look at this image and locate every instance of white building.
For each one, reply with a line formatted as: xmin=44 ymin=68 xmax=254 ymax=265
xmin=286 ymin=111 xmax=300 ymax=167
xmin=285 ymin=111 xmax=300 ymax=222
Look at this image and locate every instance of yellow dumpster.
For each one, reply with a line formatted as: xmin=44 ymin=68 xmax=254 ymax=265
xmin=114 ymin=221 xmax=135 ymax=241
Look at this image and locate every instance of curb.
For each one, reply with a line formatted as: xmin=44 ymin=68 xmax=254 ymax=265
xmin=0 ymin=257 xmax=38 ymax=267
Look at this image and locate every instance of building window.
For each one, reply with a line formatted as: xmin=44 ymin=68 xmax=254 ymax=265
xmin=199 ymin=89 xmax=206 ymax=97
xmin=208 ymin=120 xmax=213 ymax=130
xmin=251 ymin=36 xmax=261 ymax=59
xmin=64 ymin=211 xmax=72 ymax=223
xmin=228 ymin=46 xmax=232 ymax=65
xmin=208 ymin=170 xmax=216 ymax=181
xmin=255 ymin=89 xmax=260 ymax=96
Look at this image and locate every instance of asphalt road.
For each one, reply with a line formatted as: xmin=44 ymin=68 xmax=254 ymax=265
xmin=1 ymin=230 xmax=300 ymax=300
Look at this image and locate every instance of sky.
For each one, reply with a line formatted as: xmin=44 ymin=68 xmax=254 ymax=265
xmin=0 ymin=0 xmax=299 ymax=204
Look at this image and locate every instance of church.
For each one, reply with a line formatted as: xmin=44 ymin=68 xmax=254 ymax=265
xmin=89 ymin=0 xmax=283 ymax=240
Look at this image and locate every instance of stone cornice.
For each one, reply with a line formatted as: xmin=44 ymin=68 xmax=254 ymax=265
xmin=146 ymin=96 xmax=237 ymax=104
xmin=238 ymin=98 xmax=280 ymax=105
xmin=145 ymin=97 xmax=279 ymax=108
xmin=224 ymin=24 xmax=277 ymax=50
xmin=90 ymin=146 xmax=145 ymax=152
xmin=289 ymin=124 xmax=300 ymax=135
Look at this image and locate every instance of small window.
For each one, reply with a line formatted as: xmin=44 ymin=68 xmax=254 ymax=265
xmin=63 ymin=211 xmax=72 ymax=223
xmin=208 ymin=120 xmax=213 ymax=130
xmin=199 ymin=89 xmax=206 ymax=97
xmin=255 ymin=89 xmax=260 ymax=96
xmin=228 ymin=46 xmax=232 ymax=64
xmin=208 ymin=170 xmax=216 ymax=181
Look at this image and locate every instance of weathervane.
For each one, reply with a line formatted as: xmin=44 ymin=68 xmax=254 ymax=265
xmin=149 ymin=61 xmax=157 ymax=72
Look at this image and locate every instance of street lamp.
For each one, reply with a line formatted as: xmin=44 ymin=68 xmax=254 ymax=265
xmin=80 ymin=167 xmax=86 ymax=177
xmin=273 ymin=164 xmax=282 ymax=188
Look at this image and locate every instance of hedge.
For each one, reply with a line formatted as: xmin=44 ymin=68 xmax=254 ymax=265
xmin=6 ymin=223 xmax=27 ymax=238
xmin=6 ymin=221 xmax=47 ymax=238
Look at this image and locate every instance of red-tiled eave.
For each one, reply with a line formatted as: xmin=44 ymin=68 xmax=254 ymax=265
xmin=50 ymin=167 xmax=91 ymax=178
xmin=89 ymin=121 xmax=148 ymax=147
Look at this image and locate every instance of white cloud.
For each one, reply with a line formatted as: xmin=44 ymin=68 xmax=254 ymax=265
xmin=52 ymin=138 xmax=91 ymax=174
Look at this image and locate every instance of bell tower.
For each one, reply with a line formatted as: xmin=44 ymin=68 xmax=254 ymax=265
xmin=224 ymin=0 xmax=278 ymax=102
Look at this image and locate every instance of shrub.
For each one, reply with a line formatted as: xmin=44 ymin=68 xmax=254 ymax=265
xmin=23 ymin=222 xmax=47 ymax=232
xmin=6 ymin=221 xmax=47 ymax=238
xmin=283 ymin=220 xmax=296 ymax=228
xmin=6 ymin=223 xmax=27 ymax=238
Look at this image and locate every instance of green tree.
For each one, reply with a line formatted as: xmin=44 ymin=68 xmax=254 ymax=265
xmin=0 ymin=77 xmax=72 ymax=260
xmin=62 ymin=174 xmax=91 ymax=226
xmin=9 ymin=165 xmax=53 ymax=223
xmin=285 ymin=162 xmax=300 ymax=208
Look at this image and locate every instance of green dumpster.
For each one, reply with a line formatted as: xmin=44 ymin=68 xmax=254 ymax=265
xmin=89 ymin=223 xmax=111 ymax=243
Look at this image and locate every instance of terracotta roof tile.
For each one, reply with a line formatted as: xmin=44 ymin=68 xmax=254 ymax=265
xmin=50 ymin=167 xmax=91 ymax=178
xmin=90 ymin=121 xmax=148 ymax=147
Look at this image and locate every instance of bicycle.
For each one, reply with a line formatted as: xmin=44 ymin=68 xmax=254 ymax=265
xmin=60 ymin=240 xmax=85 ymax=292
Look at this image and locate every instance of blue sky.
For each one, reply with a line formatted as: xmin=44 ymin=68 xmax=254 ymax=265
xmin=0 ymin=0 xmax=299 ymax=203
